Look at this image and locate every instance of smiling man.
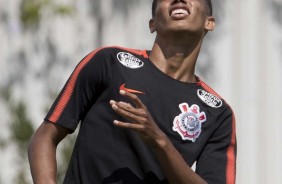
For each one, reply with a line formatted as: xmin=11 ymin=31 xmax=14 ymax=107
xmin=28 ymin=0 xmax=236 ymax=184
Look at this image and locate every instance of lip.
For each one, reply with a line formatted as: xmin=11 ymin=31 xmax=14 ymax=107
xmin=169 ymin=4 xmax=191 ymax=19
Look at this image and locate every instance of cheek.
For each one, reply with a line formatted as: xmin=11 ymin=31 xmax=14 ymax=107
xmin=154 ymin=8 xmax=170 ymax=27
xmin=156 ymin=4 xmax=169 ymax=17
xmin=191 ymin=5 xmax=208 ymax=23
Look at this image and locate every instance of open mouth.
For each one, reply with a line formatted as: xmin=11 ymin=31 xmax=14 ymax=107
xmin=171 ymin=9 xmax=189 ymax=16
xmin=170 ymin=5 xmax=191 ymax=19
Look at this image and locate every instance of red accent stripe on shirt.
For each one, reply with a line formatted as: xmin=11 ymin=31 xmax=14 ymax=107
xmin=226 ymin=114 xmax=236 ymax=184
xmin=49 ymin=49 xmax=101 ymax=123
xmin=113 ymin=46 xmax=149 ymax=58
xmin=48 ymin=46 xmax=147 ymax=123
xmin=198 ymin=80 xmax=222 ymax=99
xmin=200 ymin=80 xmax=236 ymax=184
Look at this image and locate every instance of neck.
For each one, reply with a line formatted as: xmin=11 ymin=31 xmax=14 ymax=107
xmin=149 ymin=34 xmax=203 ymax=83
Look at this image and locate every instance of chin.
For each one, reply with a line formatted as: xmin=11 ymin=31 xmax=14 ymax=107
xmin=156 ymin=24 xmax=202 ymax=37
xmin=169 ymin=28 xmax=198 ymax=35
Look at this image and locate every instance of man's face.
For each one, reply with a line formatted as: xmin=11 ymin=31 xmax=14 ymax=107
xmin=150 ymin=0 xmax=213 ymax=36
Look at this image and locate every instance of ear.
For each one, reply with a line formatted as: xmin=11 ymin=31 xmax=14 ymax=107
xmin=149 ymin=19 xmax=156 ymax=33
xmin=204 ymin=16 xmax=215 ymax=32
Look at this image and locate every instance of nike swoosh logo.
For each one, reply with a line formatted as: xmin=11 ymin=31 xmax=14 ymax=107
xmin=119 ymin=83 xmax=145 ymax=94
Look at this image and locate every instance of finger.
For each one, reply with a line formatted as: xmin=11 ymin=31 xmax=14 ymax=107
xmin=110 ymin=100 xmax=146 ymax=117
xmin=113 ymin=120 xmax=145 ymax=131
xmin=110 ymin=100 xmax=134 ymax=113
xmin=117 ymin=101 xmax=148 ymax=117
xmin=119 ymin=90 xmax=145 ymax=109
xmin=110 ymin=101 xmax=147 ymax=123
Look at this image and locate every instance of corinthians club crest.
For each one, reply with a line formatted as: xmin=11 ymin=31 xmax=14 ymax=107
xmin=172 ymin=103 xmax=207 ymax=142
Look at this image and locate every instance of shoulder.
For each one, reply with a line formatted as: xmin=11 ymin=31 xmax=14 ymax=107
xmin=198 ymin=79 xmax=234 ymax=114
xmin=198 ymin=79 xmax=236 ymax=136
xmin=77 ymin=46 xmax=149 ymax=77
xmin=87 ymin=46 xmax=149 ymax=59
xmin=79 ymin=46 xmax=149 ymax=71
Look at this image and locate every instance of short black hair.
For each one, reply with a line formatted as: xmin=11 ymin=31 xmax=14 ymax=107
xmin=152 ymin=0 xmax=213 ymax=17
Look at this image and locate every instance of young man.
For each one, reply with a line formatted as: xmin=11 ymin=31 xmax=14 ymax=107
xmin=28 ymin=0 xmax=236 ymax=183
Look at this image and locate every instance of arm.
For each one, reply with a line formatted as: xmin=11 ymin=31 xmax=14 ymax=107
xmin=153 ymin=137 xmax=207 ymax=184
xmin=28 ymin=49 xmax=109 ymax=183
xmin=196 ymin=109 xmax=236 ymax=184
xmin=28 ymin=121 xmax=69 ymax=184
xmin=110 ymin=90 xmax=207 ymax=184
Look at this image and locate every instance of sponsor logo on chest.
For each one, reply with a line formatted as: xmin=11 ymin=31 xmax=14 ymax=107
xmin=172 ymin=103 xmax=207 ymax=142
xmin=197 ymin=89 xmax=222 ymax=108
xmin=117 ymin=52 xmax=144 ymax=69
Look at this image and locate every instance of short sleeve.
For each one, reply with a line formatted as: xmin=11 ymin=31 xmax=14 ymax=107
xmin=44 ymin=48 xmax=110 ymax=131
xmin=196 ymin=107 xmax=237 ymax=184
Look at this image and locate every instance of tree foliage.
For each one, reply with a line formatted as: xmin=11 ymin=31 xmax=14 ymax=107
xmin=0 ymin=0 xmax=76 ymax=182
xmin=9 ymin=101 xmax=34 ymax=153
xmin=0 ymin=86 xmax=34 ymax=184
xmin=20 ymin=0 xmax=73 ymax=30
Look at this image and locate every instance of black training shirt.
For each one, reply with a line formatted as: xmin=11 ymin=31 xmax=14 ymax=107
xmin=45 ymin=46 xmax=236 ymax=184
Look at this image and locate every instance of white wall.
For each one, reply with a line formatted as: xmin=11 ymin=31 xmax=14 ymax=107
xmin=214 ymin=0 xmax=282 ymax=183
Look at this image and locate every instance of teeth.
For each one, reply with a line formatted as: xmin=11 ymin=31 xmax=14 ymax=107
xmin=172 ymin=9 xmax=189 ymax=15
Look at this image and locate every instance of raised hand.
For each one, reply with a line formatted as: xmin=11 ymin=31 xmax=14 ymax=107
xmin=110 ymin=90 xmax=166 ymax=148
